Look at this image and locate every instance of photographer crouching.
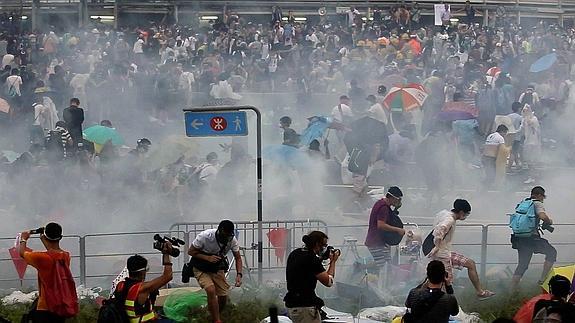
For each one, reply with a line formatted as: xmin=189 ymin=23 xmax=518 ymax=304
xmin=186 ymin=220 xmax=242 ymax=323
xmin=114 ymin=235 xmax=179 ymax=322
xmin=284 ymin=231 xmax=340 ymax=323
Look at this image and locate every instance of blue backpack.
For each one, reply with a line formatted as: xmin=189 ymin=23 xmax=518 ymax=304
xmin=509 ymin=198 xmax=537 ymax=237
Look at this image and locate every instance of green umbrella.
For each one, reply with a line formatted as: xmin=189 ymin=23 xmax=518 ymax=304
xmin=83 ymin=125 xmax=124 ymax=146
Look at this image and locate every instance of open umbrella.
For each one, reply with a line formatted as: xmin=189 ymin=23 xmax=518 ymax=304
xmin=540 ymin=264 xmax=575 ymax=293
xmin=442 ymin=101 xmax=479 ymax=117
xmin=486 ymin=66 xmax=501 ymax=77
xmin=263 ymin=144 xmax=312 ymax=170
xmin=83 ymin=125 xmax=124 ymax=146
xmin=141 ymin=136 xmax=198 ymax=172
xmin=513 ymin=293 xmax=552 ymax=323
xmin=530 ymin=52 xmax=558 ymax=73
xmin=383 ymin=83 xmax=428 ymax=112
xmin=0 ymin=98 xmax=10 ymax=114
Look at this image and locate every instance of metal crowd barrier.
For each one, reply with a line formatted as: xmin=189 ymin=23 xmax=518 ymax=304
xmin=1 ymin=221 xmax=574 ymax=288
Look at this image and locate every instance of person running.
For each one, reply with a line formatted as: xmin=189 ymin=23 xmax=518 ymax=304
xmin=428 ymin=199 xmax=495 ymax=299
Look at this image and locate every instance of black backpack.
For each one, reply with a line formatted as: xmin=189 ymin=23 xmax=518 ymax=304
xmin=97 ymin=281 xmax=133 ymax=323
xmin=381 ymin=210 xmax=404 ymax=246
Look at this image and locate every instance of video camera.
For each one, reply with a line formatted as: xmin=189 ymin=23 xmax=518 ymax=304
xmin=29 ymin=227 xmax=45 ymax=235
xmin=320 ymin=246 xmax=341 ymax=261
xmin=153 ymin=234 xmax=185 ymax=258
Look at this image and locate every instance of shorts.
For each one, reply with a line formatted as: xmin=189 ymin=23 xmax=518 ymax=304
xmin=368 ymin=246 xmax=392 ymax=267
xmin=450 ymin=251 xmax=470 ymax=270
xmin=434 ymin=252 xmax=471 ymax=283
xmin=352 ymin=174 xmax=367 ymax=194
xmin=288 ymin=307 xmax=321 ymax=323
xmin=193 ymin=268 xmax=230 ymax=296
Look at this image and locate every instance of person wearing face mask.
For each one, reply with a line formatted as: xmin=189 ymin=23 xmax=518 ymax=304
xmin=428 ymin=199 xmax=495 ymax=299
xmin=365 ymin=186 xmax=408 ymax=287
xmin=284 ymin=231 xmax=340 ymax=323
xmin=188 ymin=220 xmax=242 ymax=323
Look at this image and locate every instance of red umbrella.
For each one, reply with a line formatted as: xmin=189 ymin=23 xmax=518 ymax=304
xmin=513 ymin=293 xmax=552 ymax=323
xmin=486 ymin=66 xmax=501 ymax=77
xmin=267 ymin=228 xmax=289 ymax=263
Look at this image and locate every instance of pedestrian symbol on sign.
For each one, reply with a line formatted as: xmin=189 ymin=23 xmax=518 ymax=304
xmin=210 ymin=117 xmax=227 ymax=131
xmin=233 ymin=116 xmax=242 ymax=131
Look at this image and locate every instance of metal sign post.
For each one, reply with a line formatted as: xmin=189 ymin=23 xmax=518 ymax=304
xmin=184 ymin=106 xmax=263 ymax=285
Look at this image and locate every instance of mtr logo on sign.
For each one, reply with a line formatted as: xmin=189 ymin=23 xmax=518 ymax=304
xmin=210 ymin=117 xmax=227 ymax=131
xmin=185 ymin=111 xmax=248 ymax=137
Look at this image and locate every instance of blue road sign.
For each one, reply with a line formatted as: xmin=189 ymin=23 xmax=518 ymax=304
xmin=185 ymin=111 xmax=248 ymax=137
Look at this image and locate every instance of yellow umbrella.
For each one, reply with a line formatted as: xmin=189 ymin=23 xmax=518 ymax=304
xmin=540 ymin=264 xmax=575 ymax=293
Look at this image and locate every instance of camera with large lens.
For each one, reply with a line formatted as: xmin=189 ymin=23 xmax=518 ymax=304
xmin=320 ymin=246 xmax=341 ymax=261
xmin=153 ymin=234 xmax=185 ymax=258
xmin=541 ymin=222 xmax=555 ymax=233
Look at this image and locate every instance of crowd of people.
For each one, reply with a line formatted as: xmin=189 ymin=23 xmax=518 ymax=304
xmin=2 ymin=3 xmax=575 ymax=322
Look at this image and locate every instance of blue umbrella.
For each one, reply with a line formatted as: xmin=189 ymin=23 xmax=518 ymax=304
xmin=530 ymin=52 xmax=557 ymax=73
xmin=263 ymin=144 xmax=312 ymax=170
xmin=299 ymin=116 xmax=331 ymax=147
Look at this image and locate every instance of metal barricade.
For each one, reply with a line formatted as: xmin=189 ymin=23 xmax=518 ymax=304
xmin=170 ymin=219 xmax=328 ymax=272
xmin=1 ymin=221 xmax=575 ymax=289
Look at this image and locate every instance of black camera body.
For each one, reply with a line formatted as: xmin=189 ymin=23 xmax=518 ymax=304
xmin=29 ymin=227 xmax=45 ymax=235
xmin=182 ymin=252 xmax=230 ymax=283
xmin=320 ymin=246 xmax=340 ymax=261
xmin=153 ymin=234 xmax=185 ymax=258
xmin=541 ymin=222 xmax=555 ymax=233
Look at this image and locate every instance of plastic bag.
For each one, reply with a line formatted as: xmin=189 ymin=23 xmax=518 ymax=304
xmin=163 ymin=290 xmax=207 ymax=323
xmin=359 ymin=306 xmax=407 ymax=321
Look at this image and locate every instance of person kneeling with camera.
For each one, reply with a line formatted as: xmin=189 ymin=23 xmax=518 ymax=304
xmin=116 ymin=241 xmax=175 ymax=322
xmin=284 ymin=231 xmax=340 ymax=323
xmin=187 ymin=220 xmax=242 ymax=323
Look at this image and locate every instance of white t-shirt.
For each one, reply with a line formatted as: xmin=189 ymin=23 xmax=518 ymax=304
xmin=1 ymin=54 xmax=14 ymax=69
xmin=367 ymin=103 xmax=388 ymax=125
xmin=192 ymin=228 xmax=240 ymax=255
xmin=331 ymin=104 xmax=353 ymax=123
xmin=5 ymin=75 xmax=22 ymax=96
xmin=485 ymin=132 xmax=505 ymax=145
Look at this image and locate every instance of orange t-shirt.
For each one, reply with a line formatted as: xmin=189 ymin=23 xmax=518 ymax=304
xmin=23 ymin=250 xmax=71 ymax=311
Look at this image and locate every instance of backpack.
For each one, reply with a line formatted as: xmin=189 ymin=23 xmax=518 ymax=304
xmin=45 ymin=130 xmax=65 ymax=162
xmin=381 ymin=210 xmax=404 ymax=246
xmin=520 ymin=91 xmax=534 ymax=106
xmin=509 ymin=198 xmax=538 ymax=237
xmin=97 ymin=280 xmax=135 ymax=323
xmin=44 ymin=252 xmax=79 ymax=318
xmin=421 ymin=231 xmax=435 ymax=256
xmin=347 ymin=147 xmax=370 ymax=175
